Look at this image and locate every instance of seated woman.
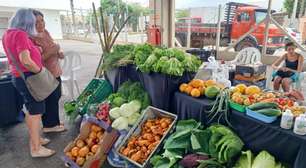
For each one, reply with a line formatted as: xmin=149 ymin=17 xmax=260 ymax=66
xmin=272 ymin=42 xmax=304 ymax=92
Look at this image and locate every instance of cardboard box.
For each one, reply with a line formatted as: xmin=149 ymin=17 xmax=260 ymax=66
xmin=234 ymin=74 xmax=266 ymax=82
xmin=235 ymin=64 xmax=267 ymax=77
xmin=62 ymin=117 xmax=119 ymax=168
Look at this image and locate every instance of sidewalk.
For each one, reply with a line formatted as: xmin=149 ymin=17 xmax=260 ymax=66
xmin=0 ymin=40 xmax=109 ymax=168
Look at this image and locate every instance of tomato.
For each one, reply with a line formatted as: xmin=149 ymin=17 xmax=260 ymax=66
xmin=287 ymin=100 xmax=294 ymax=107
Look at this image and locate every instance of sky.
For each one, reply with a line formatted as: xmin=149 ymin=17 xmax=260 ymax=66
xmin=0 ymin=0 xmax=284 ymax=11
xmin=176 ymin=0 xmax=285 ymax=11
xmin=46 ymin=0 xmax=285 ymax=11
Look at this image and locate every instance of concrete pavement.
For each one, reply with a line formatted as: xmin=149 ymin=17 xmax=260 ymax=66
xmin=0 ymin=40 xmax=112 ymax=168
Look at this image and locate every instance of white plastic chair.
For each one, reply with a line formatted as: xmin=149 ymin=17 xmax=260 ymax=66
xmin=231 ymin=47 xmax=262 ymax=65
xmin=60 ymin=51 xmax=81 ymax=99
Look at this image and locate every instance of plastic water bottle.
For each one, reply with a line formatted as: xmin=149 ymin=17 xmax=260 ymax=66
xmin=280 ymin=109 xmax=294 ymax=129
xmin=293 ymin=114 xmax=306 ymax=135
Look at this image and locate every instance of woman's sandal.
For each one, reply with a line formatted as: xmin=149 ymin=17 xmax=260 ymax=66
xmin=31 ymin=146 xmax=56 ymax=158
xmin=43 ymin=124 xmax=66 ymax=133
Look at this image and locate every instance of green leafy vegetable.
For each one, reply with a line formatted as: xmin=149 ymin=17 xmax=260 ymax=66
xmin=197 ymin=158 xmax=225 ymax=168
xmin=108 ymin=81 xmax=150 ymax=110
xmin=183 ymin=55 xmax=202 ymax=72
xmin=134 ymin=43 xmax=154 ymax=66
xmin=111 ymin=116 xmax=129 ymax=130
xmin=109 ymin=107 xmax=122 ymax=119
xmin=251 ymin=151 xmax=275 ymax=168
xmin=127 ymin=112 xmax=141 ymax=125
xmin=151 ymin=120 xmax=243 ymax=168
xmin=139 ymin=54 xmax=158 ymax=73
xmin=112 ymin=96 xmax=126 ymax=107
xmin=102 ymin=44 xmax=135 ymax=70
xmin=153 ymin=56 xmax=169 ymax=72
xmin=190 ymin=129 xmax=211 ymax=154
xmin=176 ymin=119 xmax=201 ymax=132
xmin=163 ymin=57 xmax=184 ymax=76
xmin=208 ymin=125 xmax=244 ymax=164
xmin=234 ymin=150 xmax=254 ymax=168
xmin=134 ymin=45 xmax=202 ymax=76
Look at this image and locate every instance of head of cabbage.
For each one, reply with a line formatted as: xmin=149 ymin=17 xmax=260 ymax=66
xmin=119 ymin=100 xmax=141 ymax=117
xmin=112 ymin=117 xmax=129 ymax=130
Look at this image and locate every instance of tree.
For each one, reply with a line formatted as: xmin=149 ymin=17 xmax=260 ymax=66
xmin=100 ymin=0 xmax=150 ymax=31
xmin=175 ymin=9 xmax=190 ymax=19
xmin=283 ymin=0 xmax=306 ymax=18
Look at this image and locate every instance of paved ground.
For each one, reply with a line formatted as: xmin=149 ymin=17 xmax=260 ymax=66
xmin=0 ymin=40 xmax=112 ymax=168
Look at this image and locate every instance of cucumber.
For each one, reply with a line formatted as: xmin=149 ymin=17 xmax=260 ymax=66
xmin=255 ymin=108 xmax=281 ymax=117
xmin=248 ymin=102 xmax=278 ymax=111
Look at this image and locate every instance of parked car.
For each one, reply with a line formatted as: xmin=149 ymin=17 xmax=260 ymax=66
xmin=285 ymin=27 xmax=302 ymax=44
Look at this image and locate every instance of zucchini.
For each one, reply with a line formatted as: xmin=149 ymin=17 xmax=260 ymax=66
xmin=248 ymin=102 xmax=278 ymax=111
xmin=255 ymin=108 xmax=281 ymax=117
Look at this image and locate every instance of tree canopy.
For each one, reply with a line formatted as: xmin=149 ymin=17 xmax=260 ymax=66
xmin=283 ymin=0 xmax=306 ymax=18
xmin=100 ymin=0 xmax=150 ymax=31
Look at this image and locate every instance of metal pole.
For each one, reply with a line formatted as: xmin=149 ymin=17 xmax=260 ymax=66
xmin=186 ymin=8 xmax=191 ymax=48
xmin=291 ymin=0 xmax=298 ymax=25
xmin=70 ymin=0 xmax=77 ymax=36
xmin=216 ymin=4 xmax=222 ymax=59
xmin=299 ymin=0 xmax=305 ymax=17
xmin=261 ymin=0 xmax=272 ymax=56
xmin=90 ymin=9 xmax=94 ymax=39
xmin=125 ymin=0 xmax=128 ymax=43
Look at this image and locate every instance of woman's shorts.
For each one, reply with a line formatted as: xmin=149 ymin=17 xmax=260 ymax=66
xmin=272 ymin=72 xmax=299 ymax=82
xmin=12 ymin=72 xmax=45 ymax=115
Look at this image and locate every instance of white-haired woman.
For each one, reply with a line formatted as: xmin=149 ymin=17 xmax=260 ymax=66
xmin=2 ymin=8 xmax=55 ymax=157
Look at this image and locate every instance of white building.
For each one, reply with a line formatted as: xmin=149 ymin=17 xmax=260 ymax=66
xmin=0 ymin=0 xmax=71 ymax=39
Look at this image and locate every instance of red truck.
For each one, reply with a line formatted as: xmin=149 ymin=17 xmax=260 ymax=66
xmin=175 ymin=2 xmax=285 ymax=54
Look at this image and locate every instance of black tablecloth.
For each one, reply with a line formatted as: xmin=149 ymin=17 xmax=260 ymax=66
xmin=231 ymin=111 xmax=306 ymax=168
xmin=0 ymin=76 xmax=23 ymax=127
xmin=173 ymin=91 xmax=306 ymax=167
xmin=172 ymin=92 xmax=215 ymax=124
xmin=106 ymin=65 xmax=195 ymax=111
xmin=105 ymin=65 xmax=140 ymax=92
xmin=139 ymin=72 xmax=194 ymax=111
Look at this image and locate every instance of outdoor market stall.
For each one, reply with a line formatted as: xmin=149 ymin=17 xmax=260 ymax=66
xmin=63 ymin=43 xmax=306 ymax=168
xmin=173 ymin=91 xmax=306 ymax=168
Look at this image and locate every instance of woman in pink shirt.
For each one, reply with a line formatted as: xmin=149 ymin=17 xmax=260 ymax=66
xmin=2 ymin=9 xmax=55 ymax=157
xmin=31 ymin=10 xmax=65 ymax=133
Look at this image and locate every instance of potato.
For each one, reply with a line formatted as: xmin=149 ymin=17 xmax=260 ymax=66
xmin=130 ymin=151 xmax=142 ymax=162
xmin=96 ymin=131 xmax=104 ymax=139
xmin=76 ymin=157 xmax=85 ymax=166
xmin=91 ymin=124 xmax=102 ymax=132
xmin=121 ymin=147 xmax=130 ymax=156
xmin=76 ymin=139 xmax=85 ymax=148
xmin=86 ymin=138 xmax=94 ymax=147
xmin=91 ymin=144 xmax=99 ymax=154
xmin=86 ymin=152 xmax=94 ymax=160
xmin=78 ymin=146 xmax=89 ymax=157
xmin=71 ymin=147 xmax=80 ymax=157
xmin=161 ymin=122 xmax=168 ymax=129
xmin=89 ymin=132 xmax=97 ymax=139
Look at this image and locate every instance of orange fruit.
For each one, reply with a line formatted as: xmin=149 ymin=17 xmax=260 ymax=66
xmin=190 ymin=88 xmax=201 ymax=98
xmin=235 ymin=84 xmax=247 ymax=94
xmin=185 ymin=86 xmax=193 ymax=95
xmin=245 ymin=85 xmax=261 ymax=95
xmin=179 ymin=83 xmax=188 ymax=93
xmin=189 ymin=79 xmax=204 ymax=88
xmin=204 ymin=80 xmax=216 ymax=87
xmin=198 ymin=87 xmax=205 ymax=95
